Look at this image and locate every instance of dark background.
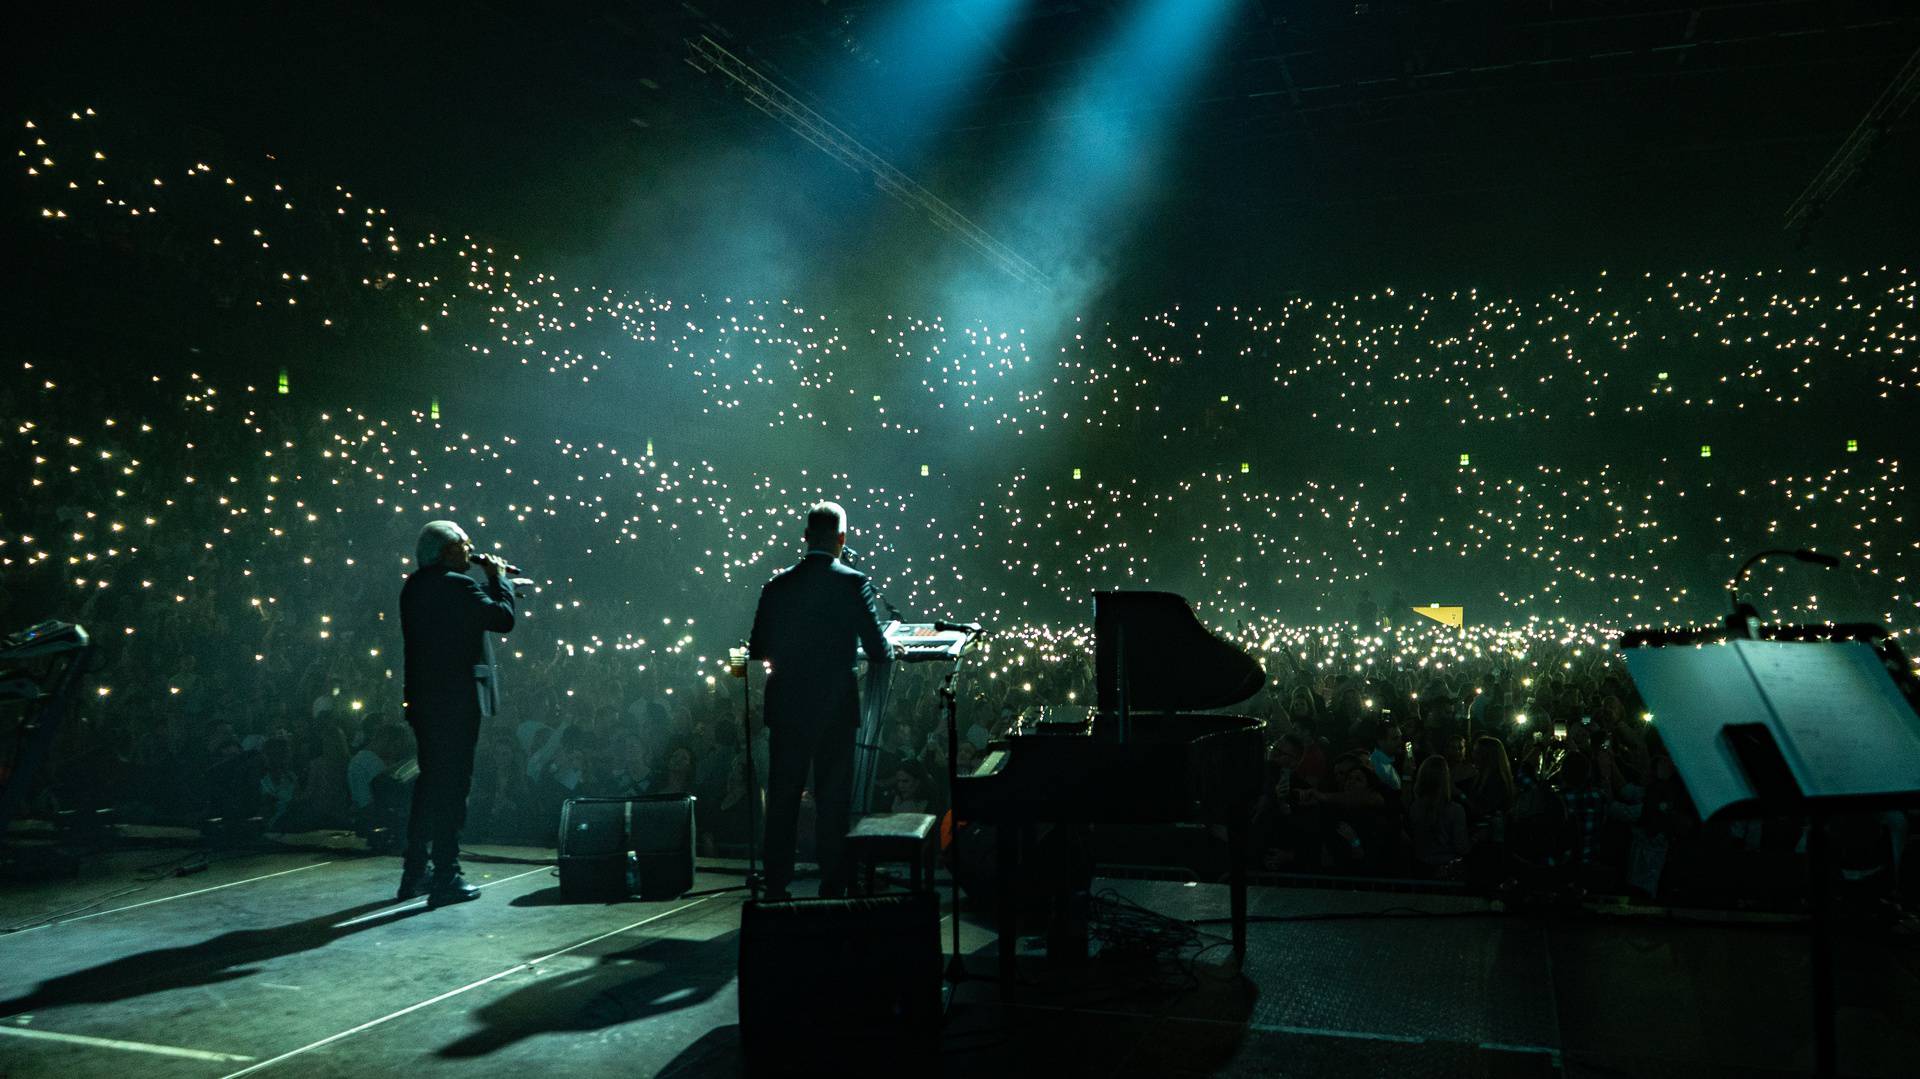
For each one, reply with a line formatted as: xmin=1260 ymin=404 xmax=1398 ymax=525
xmin=10 ymin=1 xmax=1918 ymax=315
xmin=3 ymin=1 xmax=1916 ymax=629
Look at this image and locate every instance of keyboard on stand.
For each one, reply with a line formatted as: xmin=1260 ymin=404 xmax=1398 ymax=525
xmin=861 ymin=622 xmax=973 ymax=663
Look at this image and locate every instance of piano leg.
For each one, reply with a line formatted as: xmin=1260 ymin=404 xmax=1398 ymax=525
xmin=1227 ymin=820 xmax=1248 ymax=963
xmin=997 ymin=824 xmax=1018 ymax=989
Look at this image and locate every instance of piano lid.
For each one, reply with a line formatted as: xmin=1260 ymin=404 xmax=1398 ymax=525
xmin=1094 ymin=591 xmax=1265 ymax=714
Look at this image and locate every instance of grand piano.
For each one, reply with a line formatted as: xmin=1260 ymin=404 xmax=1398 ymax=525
xmin=955 ymin=591 xmax=1267 ymax=976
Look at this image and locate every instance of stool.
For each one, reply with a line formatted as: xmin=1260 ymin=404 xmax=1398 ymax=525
xmin=846 ymin=813 xmax=939 ymax=893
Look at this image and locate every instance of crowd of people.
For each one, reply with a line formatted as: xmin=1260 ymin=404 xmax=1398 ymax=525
xmin=1248 ymin=647 xmax=1754 ymax=902
xmin=6 ymin=105 xmax=1916 ymax=913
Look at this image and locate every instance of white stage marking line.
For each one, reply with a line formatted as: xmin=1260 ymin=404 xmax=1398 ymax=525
xmin=1249 ymin=1023 xmax=1563 ymax=1054
xmin=329 ymin=866 xmax=551 ymax=928
xmin=0 ymin=1024 xmax=256 ymax=1062
xmin=1247 ymin=1022 xmax=1425 ymax=1044
xmin=3 ymin=862 xmax=334 ymax=937
xmin=219 ymin=894 xmax=719 ymax=1078
xmin=1007 ymin=1001 xmax=1428 ymax=1042
xmin=1477 ymin=1040 xmax=1563 ymax=1058
xmin=1008 ymin=1001 xmax=1557 ymax=1054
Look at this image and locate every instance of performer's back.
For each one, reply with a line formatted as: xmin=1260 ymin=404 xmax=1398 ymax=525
xmin=749 ymin=548 xmax=892 ymax=899
xmin=749 ymin=552 xmax=891 ymax=732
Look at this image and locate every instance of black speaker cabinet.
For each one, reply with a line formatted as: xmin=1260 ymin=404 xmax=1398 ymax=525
xmin=630 ymin=793 xmax=697 ymax=899
xmin=557 ymin=794 xmax=695 ymax=902
xmin=737 ymin=890 xmax=941 ymax=1073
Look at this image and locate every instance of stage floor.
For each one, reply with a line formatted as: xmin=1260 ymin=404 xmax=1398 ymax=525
xmin=1 ymin=841 xmax=1915 ymax=1077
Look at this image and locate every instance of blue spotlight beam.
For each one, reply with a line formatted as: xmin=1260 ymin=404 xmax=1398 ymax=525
xmin=686 ymin=33 xmax=1053 ymax=293
xmin=982 ymin=0 xmax=1239 ymax=281
xmin=815 ymin=0 xmax=1022 ymax=140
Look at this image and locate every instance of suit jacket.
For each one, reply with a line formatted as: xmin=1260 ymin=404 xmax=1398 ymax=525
xmin=748 ymin=552 xmax=893 ymax=731
xmin=401 ymin=564 xmax=517 ymax=722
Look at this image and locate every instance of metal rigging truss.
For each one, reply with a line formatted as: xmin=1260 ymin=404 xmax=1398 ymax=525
xmin=685 ymin=33 xmax=1053 ymax=292
xmin=1784 ymin=43 xmax=1920 ymax=234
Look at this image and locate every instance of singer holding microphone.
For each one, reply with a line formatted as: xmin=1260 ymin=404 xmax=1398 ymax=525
xmin=398 ymin=520 xmax=518 ymax=906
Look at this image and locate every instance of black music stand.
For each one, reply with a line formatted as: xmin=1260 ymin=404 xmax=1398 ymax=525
xmin=1620 ymin=623 xmax=1920 ymax=1079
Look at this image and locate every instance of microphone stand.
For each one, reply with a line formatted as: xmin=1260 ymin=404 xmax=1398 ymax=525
xmin=1725 ymin=548 xmax=1839 ymax=639
xmin=733 ymin=645 xmax=765 ymax=901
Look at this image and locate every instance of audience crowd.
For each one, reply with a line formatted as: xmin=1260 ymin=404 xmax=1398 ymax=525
xmin=6 ymin=105 xmax=1917 ymax=913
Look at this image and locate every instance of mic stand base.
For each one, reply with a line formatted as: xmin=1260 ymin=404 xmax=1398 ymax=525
xmin=944 ymin=952 xmax=973 ymax=986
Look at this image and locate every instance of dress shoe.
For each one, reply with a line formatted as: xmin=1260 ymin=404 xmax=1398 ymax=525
xmin=396 ymin=863 xmax=430 ymax=902
xmin=427 ymin=874 xmax=482 ymax=908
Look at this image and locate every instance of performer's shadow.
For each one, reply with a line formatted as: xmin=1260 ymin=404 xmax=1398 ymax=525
xmin=654 ymin=1025 xmax=745 ymax=1078
xmin=0 ymin=899 xmax=426 ymax=1016
xmin=437 ymin=930 xmax=739 ymax=1058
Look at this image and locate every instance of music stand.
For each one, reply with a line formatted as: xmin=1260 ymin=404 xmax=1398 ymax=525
xmin=1619 ymin=622 xmax=1920 ymax=1078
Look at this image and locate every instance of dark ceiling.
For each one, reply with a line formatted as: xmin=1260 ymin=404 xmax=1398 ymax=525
xmin=10 ymin=1 xmax=1920 ymax=311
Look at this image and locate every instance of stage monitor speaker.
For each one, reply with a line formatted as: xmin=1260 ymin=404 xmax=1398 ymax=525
xmin=630 ymin=792 xmax=697 ymax=899
xmin=556 ymin=794 xmax=695 ymax=902
xmin=737 ymin=890 xmax=941 ymax=1073
xmin=557 ymin=797 xmax=633 ymax=901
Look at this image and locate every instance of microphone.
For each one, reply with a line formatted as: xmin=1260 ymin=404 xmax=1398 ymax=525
xmin=477 ymin=553 xmax=526 ymax=575
xmin=1725 ymin=548 xmax=1839 ymax=638
xmin=934 ymin=620 xmax=982 ymax=635
xmin=842 ymin=546 xmax=903 ymax=618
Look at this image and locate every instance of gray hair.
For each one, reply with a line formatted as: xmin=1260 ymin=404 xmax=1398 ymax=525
xmin=804 ymin=501 xmax=846 ymax=544
xmin=416 ymin=520 xmax=465 ymax=568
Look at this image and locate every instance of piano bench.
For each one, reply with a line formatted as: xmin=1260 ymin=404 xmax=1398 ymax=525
xmin=846 ymin=812 xmax=939 ymax=894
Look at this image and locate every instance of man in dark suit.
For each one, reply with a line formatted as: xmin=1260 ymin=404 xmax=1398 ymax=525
xmin=749 ymin=501 xmax=894 ymax=899
xmin=399 ymin=520 xmax=517 ymax=906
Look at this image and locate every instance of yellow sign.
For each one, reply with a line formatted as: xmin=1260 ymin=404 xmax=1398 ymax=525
xmin=1412 ymin=605 xmax=1464 ymax=628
